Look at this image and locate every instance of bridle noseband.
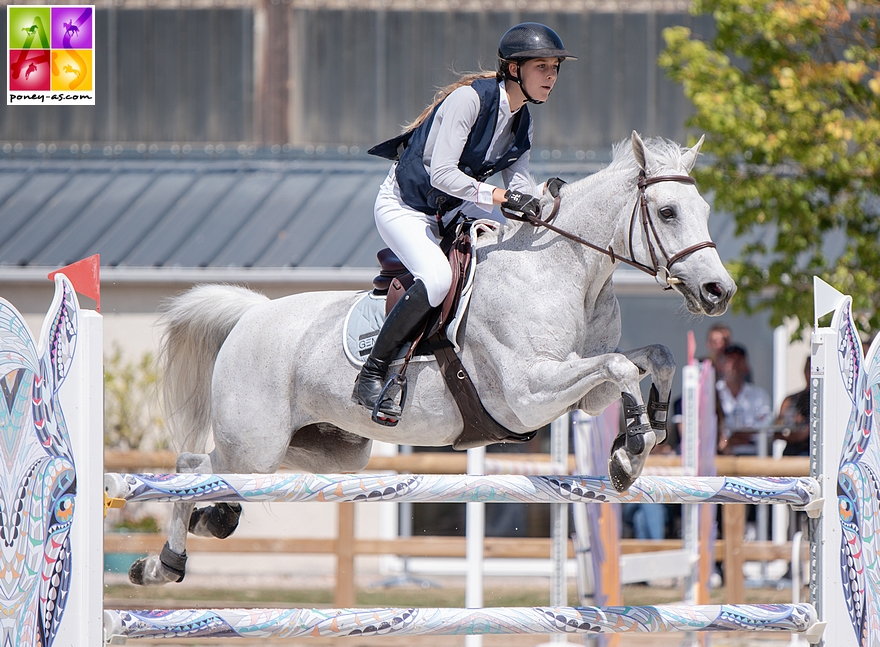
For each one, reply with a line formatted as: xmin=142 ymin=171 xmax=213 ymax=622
xmin=509 ymin=170 xmax=717 ymax=288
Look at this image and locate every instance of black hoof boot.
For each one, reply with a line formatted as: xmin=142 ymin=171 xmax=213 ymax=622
xmin=159 ymin=542 xmax=187 ymax=583
xmin=608 ymin=393 xmax=655 ymax=492
xmin=647 ymin=383 xmax=669 ymax=443
xmin=189 ymin=502 xmax=242 ymax=539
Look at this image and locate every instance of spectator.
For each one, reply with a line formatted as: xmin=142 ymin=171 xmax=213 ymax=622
xmin=716 ymin=344 xmax=772 ymax=455
xmin=623 ymin=503 xmax=668 ymax=540
xmin=775 ymin=356 xmax=811 ymax=456
xmin=705 ymin=323 xmax=732 ymax=371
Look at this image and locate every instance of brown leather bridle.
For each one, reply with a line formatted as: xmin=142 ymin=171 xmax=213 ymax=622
xmin=507 ymin=171 xmax=717 ymax=288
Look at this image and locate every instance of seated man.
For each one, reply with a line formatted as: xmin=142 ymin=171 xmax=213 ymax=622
xmin=716 ymin=344 xmax=772 ymax=455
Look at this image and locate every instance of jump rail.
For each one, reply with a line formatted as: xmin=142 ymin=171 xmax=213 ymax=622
xmin=104 ymin=472 xmax=820 ymax=508
xmin=104 ymin=604 xmax=819 ymax=641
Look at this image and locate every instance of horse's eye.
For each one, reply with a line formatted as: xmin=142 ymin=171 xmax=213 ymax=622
xmin=659 ymin=206 xmax=676 ymax=220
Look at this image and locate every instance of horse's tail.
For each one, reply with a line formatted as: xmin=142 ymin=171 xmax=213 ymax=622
xmin=159 ymin=284 xmax=269 ymax=454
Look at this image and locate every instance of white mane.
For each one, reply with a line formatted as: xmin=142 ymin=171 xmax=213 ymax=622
xmin=560 ymin=137 xmax=690 ymax=201
xmin=606 ymin=136 xmax=688 ymax=175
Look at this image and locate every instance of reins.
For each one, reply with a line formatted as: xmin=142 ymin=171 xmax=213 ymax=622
xmin=507 ymin=171 xmax=716 ymax=287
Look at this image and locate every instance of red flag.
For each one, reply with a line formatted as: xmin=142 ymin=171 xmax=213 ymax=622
xmin=48 ymin=255 xmax=100 ymax=312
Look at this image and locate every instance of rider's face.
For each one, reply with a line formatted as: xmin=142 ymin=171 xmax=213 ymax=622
xmin=517 ymin=58 xmax=560 ymax=102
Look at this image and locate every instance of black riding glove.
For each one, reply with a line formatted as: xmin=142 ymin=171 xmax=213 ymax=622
xmin=501 ymin=190 xmax=541 ymax=220
xmin=545 ymin=177 xmax=566 ymax=198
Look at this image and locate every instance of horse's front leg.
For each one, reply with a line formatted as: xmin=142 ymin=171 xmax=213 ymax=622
xmin=524 ymin=353 xmax=656 ymax=492
xmin=619 ymin=344 xmax=676 ymax=445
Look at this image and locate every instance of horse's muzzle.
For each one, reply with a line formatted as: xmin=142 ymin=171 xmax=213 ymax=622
xmin=699 ymin=279 xmax=736 ymax=315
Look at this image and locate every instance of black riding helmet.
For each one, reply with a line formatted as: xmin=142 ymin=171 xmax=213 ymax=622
xmin=498 ymin=23 xmax=576 ymax=105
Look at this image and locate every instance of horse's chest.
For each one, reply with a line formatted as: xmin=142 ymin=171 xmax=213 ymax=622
xmin=581 ymin=295 xmax=622 ymax=353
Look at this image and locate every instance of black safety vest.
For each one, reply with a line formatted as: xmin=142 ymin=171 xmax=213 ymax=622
xmin=368 ymin=78 xmax=532 ymax=216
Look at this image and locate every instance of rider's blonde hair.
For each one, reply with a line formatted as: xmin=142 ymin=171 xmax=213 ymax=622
xmin=404 ymin=70 xmax=499 ymax=131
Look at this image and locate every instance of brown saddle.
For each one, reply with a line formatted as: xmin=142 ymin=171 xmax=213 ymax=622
xmin=371 ymin=228 xmax=536 ymax=450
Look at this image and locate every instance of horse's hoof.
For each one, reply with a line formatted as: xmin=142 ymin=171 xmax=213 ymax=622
xmin=129 ymin=557 xmax=147 ymax=585
xmin=608 ymin=430 xmax=656 ymax=493
xmin=608 ymin=451 xmax=635 ymax=492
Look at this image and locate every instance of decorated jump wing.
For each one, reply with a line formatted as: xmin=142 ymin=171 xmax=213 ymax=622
xmin=0 ymin=275 xmax=78 ymax=647
xmin=834 ymin=298 xmax=880 ymax=646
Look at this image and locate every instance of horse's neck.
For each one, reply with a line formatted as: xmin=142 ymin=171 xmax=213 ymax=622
xmin=544 ymin=170 xmax=634 ymax=295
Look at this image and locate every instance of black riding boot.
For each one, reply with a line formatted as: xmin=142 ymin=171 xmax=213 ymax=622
xmin=352 ymin=279 xmax=433 ymax=420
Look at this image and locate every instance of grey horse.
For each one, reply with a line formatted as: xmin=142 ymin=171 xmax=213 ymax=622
xmin=130 ymin=132 xmax=735 ymax=586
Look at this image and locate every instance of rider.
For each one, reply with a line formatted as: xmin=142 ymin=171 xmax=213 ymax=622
xmin=352 ymin=22 xmax=576 ymax=423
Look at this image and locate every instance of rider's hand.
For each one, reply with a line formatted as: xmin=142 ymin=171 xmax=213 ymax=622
xmin=545 ymin=177 xmax=566 ymax=198
xmin=501 ymin=190 xmax=541 ymax=219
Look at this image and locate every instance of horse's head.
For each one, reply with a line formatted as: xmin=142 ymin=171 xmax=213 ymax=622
xmin=628 ymin=132 xmax=736 ymax=315
xmin=541 ymin=133 xmax=735 ymax=315
xmin=0 ymin=276 xmax=78 ymax=647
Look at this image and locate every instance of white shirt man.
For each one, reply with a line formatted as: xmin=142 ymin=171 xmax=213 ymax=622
xmin=716 ymin=344 xmax=772 ymax=455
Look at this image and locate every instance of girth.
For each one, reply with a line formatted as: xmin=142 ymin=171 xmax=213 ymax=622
xmin=371 ymin=227 xmax=537 ymax=450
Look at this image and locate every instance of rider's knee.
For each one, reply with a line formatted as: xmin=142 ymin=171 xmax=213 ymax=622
xmin=423 ymin=265 xmax=454 ymax=308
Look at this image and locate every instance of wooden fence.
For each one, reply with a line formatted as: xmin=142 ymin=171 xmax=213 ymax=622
xmin=104 ymin=451 xmax=810 ymax=605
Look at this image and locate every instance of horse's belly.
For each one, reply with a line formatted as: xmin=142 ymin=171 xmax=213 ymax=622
xmin=215 ymin=297 xmax=465 ymax=449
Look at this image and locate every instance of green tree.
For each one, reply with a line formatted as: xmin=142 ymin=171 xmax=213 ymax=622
xmin=104 ymin=344 xmax=166 ymax=451
xmin=659 ymin=0 xmax=880 ymax=333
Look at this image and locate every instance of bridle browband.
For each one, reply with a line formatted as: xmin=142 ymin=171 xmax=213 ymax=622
xmin=507 ymin=171 xmax=717 ymax=288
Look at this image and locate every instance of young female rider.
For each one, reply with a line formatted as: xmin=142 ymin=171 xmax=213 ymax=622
xmin=353 ymin=22 xmax=576 ymax=423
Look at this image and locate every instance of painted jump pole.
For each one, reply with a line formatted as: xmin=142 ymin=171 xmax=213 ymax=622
xmin=103 ymin=604 xmax=818 ymax=640
xmin=103 ymin=472 xmax=820 ymax=507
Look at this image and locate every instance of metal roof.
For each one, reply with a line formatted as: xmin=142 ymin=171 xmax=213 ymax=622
xmin=0 ymin=151 xmax=751 ymax=281
xmin=0 ymin=156 xmax=397 ymax=270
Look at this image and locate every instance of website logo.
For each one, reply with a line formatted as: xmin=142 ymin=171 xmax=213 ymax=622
xmin=7 ymin=5 xmax=95 ymax=105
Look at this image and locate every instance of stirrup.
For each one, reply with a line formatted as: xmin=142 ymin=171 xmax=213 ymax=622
xmin=620 ymin=392 xmax=651 ymax=455
xmin=372 ymin=373 xmax=408 ymax=427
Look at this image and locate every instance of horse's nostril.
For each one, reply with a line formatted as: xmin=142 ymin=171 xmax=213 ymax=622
xmin=704 ymin=282 xmax=725 ymax=301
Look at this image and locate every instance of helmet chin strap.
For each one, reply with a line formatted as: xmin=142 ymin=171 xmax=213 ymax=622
xmin=514 ymin=62 xmax=545 ymax=105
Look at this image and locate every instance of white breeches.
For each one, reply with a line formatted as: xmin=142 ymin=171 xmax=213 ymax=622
xmin=374 ymin=172 xmax=453 ymax=308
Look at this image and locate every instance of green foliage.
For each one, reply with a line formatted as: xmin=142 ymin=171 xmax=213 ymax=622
xmin=659 ymin=0 xmax=880 ymax=334
xmin=111 ymin=515 xmax=161 ymax=533
xmin=104 ymin=343 xmax=166 ymax=450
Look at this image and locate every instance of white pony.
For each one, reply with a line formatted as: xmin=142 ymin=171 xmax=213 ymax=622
xmin=130 ymin=132 xmax=735 ymax=586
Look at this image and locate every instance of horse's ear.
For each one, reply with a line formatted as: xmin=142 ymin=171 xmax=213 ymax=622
xmin=631 ymin=131 xmax=657 ymax=175
xmin=681 ymin=135 xmax=705 ymax=174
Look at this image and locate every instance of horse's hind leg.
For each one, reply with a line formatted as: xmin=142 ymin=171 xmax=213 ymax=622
xmin=128 ymin=452 xmax=212 ymax=586
xmin=188 ymin=502 xmax=242 ymax=539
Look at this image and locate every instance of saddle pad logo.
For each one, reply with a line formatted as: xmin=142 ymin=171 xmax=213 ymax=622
xmin=7 ymin=5 xmax=95 ymax=105
xmin=358 ymin=331 xmax=378 ymax=357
